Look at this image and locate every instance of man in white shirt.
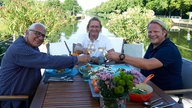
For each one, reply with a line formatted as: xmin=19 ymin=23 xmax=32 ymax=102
xmin=75 ymin=17 xmax=114 ymax=64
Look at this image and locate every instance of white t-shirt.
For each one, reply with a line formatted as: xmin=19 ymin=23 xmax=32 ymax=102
xmin=76 ymin=33 xmax=113 ymax=57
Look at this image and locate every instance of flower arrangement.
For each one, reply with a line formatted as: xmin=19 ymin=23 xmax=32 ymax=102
xmin=91 ymin=69 xmax=142 ymax=108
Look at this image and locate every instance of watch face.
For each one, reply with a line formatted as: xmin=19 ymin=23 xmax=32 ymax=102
xmin=120 ymin=54 xmax=125 ymax=61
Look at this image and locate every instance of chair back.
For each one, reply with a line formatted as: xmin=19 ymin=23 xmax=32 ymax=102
xmin=48 ymin=42 xmax=71 ymax=56
xmin=108 ymin=37 xmax=124 ymax=53
xmin=123 ymin=43 xmax=144 ymax=58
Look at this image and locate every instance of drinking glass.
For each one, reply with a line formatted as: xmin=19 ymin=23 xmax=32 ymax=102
xmin=98 ymin=41 xmax=107 ymax=64
xmin=87 ymin=42 xmax=96 ymax=57
xmin=98 ymin=41 xmax=107 ymax=56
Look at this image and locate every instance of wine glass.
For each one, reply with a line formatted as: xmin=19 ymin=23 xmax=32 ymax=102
xmin=87 ymin=42 xmax=96 ymax=57
xmin=98 ymin=47 xmax=107 ymax=56
xmin=98 ymin=41 xmax=108 ymax=64
xmin=98 ymin=41 xmax=107 ymax=56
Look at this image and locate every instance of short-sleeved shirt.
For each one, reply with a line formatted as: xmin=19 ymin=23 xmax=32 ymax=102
xmin=141 ymin=38 xmax=183 ymax=90
xmin=0 ymin=36 xmax=78 ymax=108
xmin=77 ymin=33 xmax=113 ymax=57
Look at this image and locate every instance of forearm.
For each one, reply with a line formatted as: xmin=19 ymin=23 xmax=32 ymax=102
xmin=122 ymin=55 xmax=162 ymax=70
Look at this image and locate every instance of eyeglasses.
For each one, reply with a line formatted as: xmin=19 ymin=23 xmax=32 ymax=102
xmin=29 ymin=29 xmax=46 ymax=38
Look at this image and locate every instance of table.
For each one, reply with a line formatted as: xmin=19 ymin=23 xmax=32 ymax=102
xmin=30 ymin=72 xmax=182 ymax=108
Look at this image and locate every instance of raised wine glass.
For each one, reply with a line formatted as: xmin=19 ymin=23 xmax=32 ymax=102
xmin=87 ymin=42 xmax=96 ymax=57
xmin=98 ymin=41 xmax=107 ymax=64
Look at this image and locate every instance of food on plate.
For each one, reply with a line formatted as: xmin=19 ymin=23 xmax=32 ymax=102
xmin=129 ymin=84 xmax=153 ymax=102
xmin=94 ymin=86 xmax=100 ymax=93
xmin=71 ymin=52 xmax=79 ymax=56
xmin=79 ymin=64 xmax=93 ymax=73
xmin=130 ymin=87 xmax=148 ymax=94
xmin=116 ymin=68 xmax=126 ymax=72
xmin=92 ymin=79 xmax=97 ymax=86
xmin=56 ymin=69 xmax=64 ymax=73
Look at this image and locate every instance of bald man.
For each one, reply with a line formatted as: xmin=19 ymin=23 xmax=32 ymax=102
xmin=0 ymin=23 xmax=91 ymax=108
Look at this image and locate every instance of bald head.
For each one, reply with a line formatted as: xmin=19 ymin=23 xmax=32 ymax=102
xmin=25 ymin=23 xmax=46 ymax=47
xmin=28 ymin=23 xmax=46 ymax=31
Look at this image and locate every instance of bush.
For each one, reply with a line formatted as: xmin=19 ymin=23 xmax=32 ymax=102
xmin=107 ymin=7 xmax=155 ymax=44
xmin=0 ymin=0 xmax=76 ymax=43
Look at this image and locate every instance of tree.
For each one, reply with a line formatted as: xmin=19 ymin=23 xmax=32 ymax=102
xmin=62 ymin=0 xmax=82 ymax=15
xmin=0 ymin=0 xmax=76 ymax=42
xmin=145 ymin=0 xmax=168 ymax=15
xmin=145 ymin=0 xmax=192 ymax=18
xmin=107 ymin=7 xmax=155 ymax=43
xmin=169 ymin=0 xmax=192 ymax=17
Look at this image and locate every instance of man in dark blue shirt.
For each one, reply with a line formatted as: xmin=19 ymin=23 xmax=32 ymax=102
xmin=0 ymin=23 xmax=91 ymax=108
xmin=106 ymin=19 xmax=183 ymax=91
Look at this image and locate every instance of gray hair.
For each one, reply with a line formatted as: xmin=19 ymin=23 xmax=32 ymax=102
xmin=148 ymin=19 xmax=168 ymax=37
xmin=28 ymin=23 xmax=46 ymax=30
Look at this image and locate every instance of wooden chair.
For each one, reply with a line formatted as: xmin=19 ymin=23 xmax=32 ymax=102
xmin=0 ymin=95 xmax=29 ymax=108
xmin=164 ymin=58 xmax=192 ymax=104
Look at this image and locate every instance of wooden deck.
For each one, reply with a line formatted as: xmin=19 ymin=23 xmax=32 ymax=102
xmin=171 ymin=18 xmax=192 ymax=28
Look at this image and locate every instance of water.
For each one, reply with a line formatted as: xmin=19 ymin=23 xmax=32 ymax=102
xmin=169 ymin=27 xmax=192 ymax=60
xmin=49 ymin=15 xmax=192 ymax=60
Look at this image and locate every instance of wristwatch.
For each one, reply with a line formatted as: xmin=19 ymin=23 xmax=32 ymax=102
xmin=119 ymin=53 xmax=125 ymax=61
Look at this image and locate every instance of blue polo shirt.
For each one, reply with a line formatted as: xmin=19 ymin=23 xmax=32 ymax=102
xmin=141 ymin=38 xmax=183 ymax=90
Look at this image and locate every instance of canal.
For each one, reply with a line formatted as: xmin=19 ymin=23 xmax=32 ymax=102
xmin=57 ymin=15 xmax=192 ymax=60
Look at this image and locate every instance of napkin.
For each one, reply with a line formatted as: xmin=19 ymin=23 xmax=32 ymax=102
xmin=42 ymin=68 xmax=78 ymax=83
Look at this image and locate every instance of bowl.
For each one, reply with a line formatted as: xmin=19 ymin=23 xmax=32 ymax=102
xmin=129 ymin=83 xmax=153 ymax=102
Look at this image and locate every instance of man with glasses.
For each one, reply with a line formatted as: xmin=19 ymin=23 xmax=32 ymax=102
xmin=0 ymin=23 xmax=91 ymax=108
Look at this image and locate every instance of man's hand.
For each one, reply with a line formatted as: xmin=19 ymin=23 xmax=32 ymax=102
xmin=105 ymin=51 xmax=121 ymax=62
xmin=77 ymin=55 xmax=91 ymax=63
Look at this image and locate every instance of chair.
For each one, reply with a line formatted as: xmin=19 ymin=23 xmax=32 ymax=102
xmin=123 ymin=43 xmax=144 ymax=71
xmin=0 ymin=95 xmax=29 ymax=108
xmin=164 ymin=58 xmax=192 ymax=104
xmin=123 ymin=43 xmax=144 ymax=58
xmin=48 ymin=42 xmax=71 ymax=56
xmin=108 ymin=37 xmax=124 ymax=53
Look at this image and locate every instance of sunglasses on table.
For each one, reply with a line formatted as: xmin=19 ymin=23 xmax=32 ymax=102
xmin=29 ymin=29 xmax=47 ymax=38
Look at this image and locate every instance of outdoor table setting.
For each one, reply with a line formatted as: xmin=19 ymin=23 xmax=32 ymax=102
xmin=30 ymin=62 xmax=183 ymax=108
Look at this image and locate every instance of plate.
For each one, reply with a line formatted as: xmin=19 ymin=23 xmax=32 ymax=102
xmin=44 ymin=68 xmax=78 ymax=77
xmin=79 ymin=64 xmax=99 ymax=75
xmin=88 ymin=80 xmax=100 ymax=98
xmin=45 ymin=68 xmax=72 ymax=74
xmin=111 ymin=64 xmax=132 ymax=72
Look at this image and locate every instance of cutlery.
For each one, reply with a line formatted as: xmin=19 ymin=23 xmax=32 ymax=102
xmin=154 ymin=102 xmax=176 ymax=108
xmin=151 ymin=102 xmax=164 ymax=108
xmin=144 ymin=97 xmax=162 ymax=106
xmin=48 ymin=76 xmax=74 ymax=82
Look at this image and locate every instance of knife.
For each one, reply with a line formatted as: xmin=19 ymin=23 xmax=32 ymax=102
xmin=64 ymin=41 xmax=72 ymax=56
xmin=48 ymin=76 xmax=74 ymax=82
xmin=151 ymin=102 xmax=164 ymax=108
xmin=154 ymin=102 xmax=176 ymax=108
